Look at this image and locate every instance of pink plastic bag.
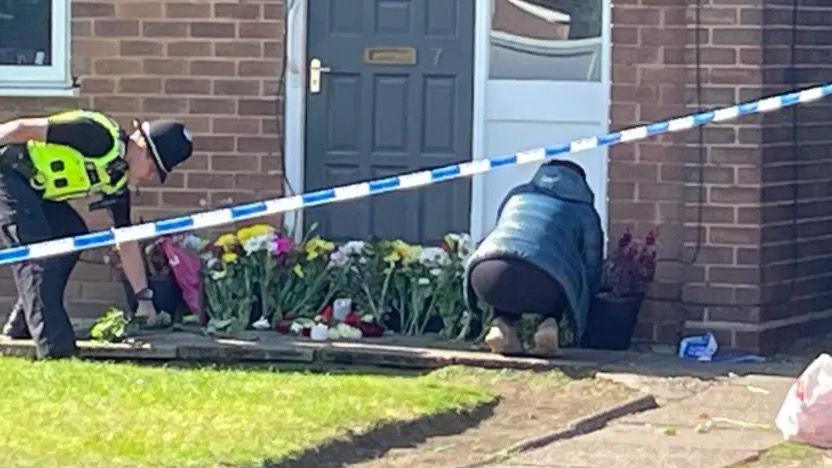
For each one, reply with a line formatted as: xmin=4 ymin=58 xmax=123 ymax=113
xmin=159 ymin=238 xmax=206 ymax=325
xmin=775 ymin=353 xmax=832 ymax=448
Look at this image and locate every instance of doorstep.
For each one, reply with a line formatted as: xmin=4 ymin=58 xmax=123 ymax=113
xmin=0 ymin=324 xmax=809 ymax=376
xmin=0 ymin=326 xmax=627 ymax=370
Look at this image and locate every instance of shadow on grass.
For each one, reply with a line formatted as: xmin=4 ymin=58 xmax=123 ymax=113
xmin=268 ymin=398 xmax=500 ymax=468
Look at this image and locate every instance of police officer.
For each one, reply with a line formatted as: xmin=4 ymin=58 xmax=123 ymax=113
xmin=0 ymin=110 xmax=193 ymax=358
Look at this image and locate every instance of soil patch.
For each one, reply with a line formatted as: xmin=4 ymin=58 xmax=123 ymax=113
xmin=283 ymin=368 xmax=640 ymax=468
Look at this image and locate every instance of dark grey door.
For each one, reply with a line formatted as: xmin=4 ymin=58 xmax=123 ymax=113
xmin=304 ymin=0 xmax=475 ymax=245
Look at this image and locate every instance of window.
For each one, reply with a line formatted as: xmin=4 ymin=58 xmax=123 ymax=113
xmin=490 ymin=0 xmax=603 ymax=81
xmin=0 ymin=0 xmax=72 ymax=94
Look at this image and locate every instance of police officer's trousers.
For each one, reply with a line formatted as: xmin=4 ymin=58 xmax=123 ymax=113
xmin=0 ymin=166 xmax=86 ymax=358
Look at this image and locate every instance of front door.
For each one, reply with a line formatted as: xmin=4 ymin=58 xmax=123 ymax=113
xmin=304 ymin=0 xmax=475 ymax=245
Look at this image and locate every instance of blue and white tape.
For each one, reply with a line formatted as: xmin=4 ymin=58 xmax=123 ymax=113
xmin=1 ymin=83 xmax=831 ymax=266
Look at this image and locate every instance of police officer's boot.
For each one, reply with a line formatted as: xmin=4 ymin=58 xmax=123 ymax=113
xmin=2 ymin=300 xmax=31 ymax=339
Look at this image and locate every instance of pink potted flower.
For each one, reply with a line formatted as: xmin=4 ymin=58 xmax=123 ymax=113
xmin=585 ymin=228 xmax=658 ymax=350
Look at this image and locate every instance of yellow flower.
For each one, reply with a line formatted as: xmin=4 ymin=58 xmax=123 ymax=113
xmin=237 ymin=224 xmax=275 ymax=243
xmin=304 ymin=236 xmax=335 ymax=261
xmin=222 ymin=252 xmax=238 ymax=264
xmin=391 ymin=240 xmax=420 ymax=265
xmin=293 ymin=264 xmax=305 ymax=278
xmin=214 ymin=233 xmax=239 ymax=251
xmin=383 ymin=251 xmax=401 ymax=264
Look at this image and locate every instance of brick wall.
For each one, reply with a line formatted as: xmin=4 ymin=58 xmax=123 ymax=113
xmin=610 ymin=0 xmax=832 ymax=354
xmin=0 ymin=0 xmax=286 ymax=321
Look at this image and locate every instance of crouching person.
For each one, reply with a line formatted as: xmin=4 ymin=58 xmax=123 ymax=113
xmin=463 ymin=160 xmax=603 ymax=356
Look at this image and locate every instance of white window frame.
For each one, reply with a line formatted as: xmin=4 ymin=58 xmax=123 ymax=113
xmin=0 ymin=0 xmax=75 ymax=96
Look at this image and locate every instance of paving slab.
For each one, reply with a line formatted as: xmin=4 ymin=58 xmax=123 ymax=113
xmin=494 ymin=375 xmax=793 ymax=468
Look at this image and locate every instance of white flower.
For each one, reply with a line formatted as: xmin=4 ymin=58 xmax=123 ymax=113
xmin=329 ymin=251 xmax=348 ymax=268
xmin=336 ymin=323 xmax=362 ymax=340
xmin=430 ymin=268 xmax=442 ymax=277
xmin=361 ymin=314 xmax=375 ymax=323
xmin=290 ymin=318 xmax=313 ymax=335
xmin=242 ymin=233 xmax=275 ymax=255
xmin=252 ymin=317 xmax=271 ymax=330
xmin=419 ymin=247 xmax=450 ymax=267
xmin=418 ymin=277 xmax=430 ymax=286
xmin=329 ymin=241 xmax=368 ymax=268
xmin=327 ymin=327 xmax=341 ymax=340
xmin=210 ymin=269 xmax=227 ymax=281
xmin=341 ymin=241 xmax=366 ymax=256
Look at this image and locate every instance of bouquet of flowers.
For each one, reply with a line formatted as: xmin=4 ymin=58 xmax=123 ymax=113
xmin=202 ymin=231 xmax=256 ymax=335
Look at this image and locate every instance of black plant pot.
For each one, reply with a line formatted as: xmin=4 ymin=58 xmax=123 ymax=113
xmin=584 ymin=292 xmax=645 ymax=350
xmin=123 ymin=273 xmax=183 ymax=315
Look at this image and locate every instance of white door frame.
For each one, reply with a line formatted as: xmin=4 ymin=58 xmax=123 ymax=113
xmin=282 ymin=1 xmax=609 ymax=243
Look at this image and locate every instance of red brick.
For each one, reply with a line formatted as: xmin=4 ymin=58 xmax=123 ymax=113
xmin=239 ymin=22 xmax=281 ymax=39
xmin=73 ymin=39 xmax=120 ymax=58
xmin=80 ymin=78 xmax=115 ymax=94
xmin=682 ymin=285 xmax=735 ymax=304
xmin=165 ymin=79 xmax=212 ymax=95
xmin=191 ymin=22 xmax=236 ymax=38
xmin=72 ymin=20 xmax=93 ymax=37
xmin=189 ymin=98 xmax=236 ymax=115
xmin=193 ymin=136 xmax=235 ymax=153
xmin=238 ymin=137 xmax=280 ymax=153
xmin=73 ymin=2 xmax=115 ymax=18
xmin=709 ymin=227 xmax=759 ymax=245
xmin=214 ymin=80 xmax=261 ymax=96
xmin=167 ymin=41 xmax=213 ymax=57
xmin=118 ymin=2 xmax=163 ymax=18
xmin=143 ymin=97 xmax=188 ymax=114
xmin=239 ymin=99 xmax=278 ymax=116
xmin=166 ymin=2 xmax=212 ymax=18
xmin=238 ymin=60 xmax=283 ymax=77
xmin=713 ymin=28 xmax=762 ymax=46
xmin=187 ymin=173 xmax=235 ymax=189
xmin=212 ymin=155 xmax=260 ymax=172
xmin=216 ymin=42 xmax=262 ymax=57
xmin=212 ymin=118 xmax=261 ymax=134
xmin=143 ymin=21 xmax=189 ymax=37
xmin=161 ymin=191 xmax=210 ymax=207
xmin=710 ymin=187 xmax=758 ymax=204
xmin=611 ymin=201 xmax=657 ymax=220
xmin=144 ymin=59 xmax=189 ymax=75
xmin=95 ymin=59 xmax=142 ymax=75
xmin=264 ymin=4 xmax=283 ymax=19
xmin=215 ymin=3 xmax=262 ymax=19
xmin=95 ymin=20 xmax=139 ymax=37
xmin=120 ymin=40 xmax=164 ymax=56
xmin=119 ymin=78 xmax=163 ymax=94
xmin=190 ymin=60 xmax=236 ymax=77
xmin=615 ymin=7 xmax=661 ymax=25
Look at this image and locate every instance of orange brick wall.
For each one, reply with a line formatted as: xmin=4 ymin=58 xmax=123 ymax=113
xmin=0 ymin=1 xmax=286 ymax=321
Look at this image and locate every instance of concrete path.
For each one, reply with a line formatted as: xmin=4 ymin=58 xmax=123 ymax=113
xmin=488 ymin=374 xmax=795 ymax=468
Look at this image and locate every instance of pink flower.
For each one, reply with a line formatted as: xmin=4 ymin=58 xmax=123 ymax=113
xmin=270 ymin=236 xmax=295 ymax=257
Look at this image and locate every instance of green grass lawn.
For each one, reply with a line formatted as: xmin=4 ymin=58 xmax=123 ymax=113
xmin=0 ymin=356 xmax=495 ymax=467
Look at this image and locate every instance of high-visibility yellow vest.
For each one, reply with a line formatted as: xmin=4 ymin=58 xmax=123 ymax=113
xmin=26 ymin=110 xmax=128 ymax=201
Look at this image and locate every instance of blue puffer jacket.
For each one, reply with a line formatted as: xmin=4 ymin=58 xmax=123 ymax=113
xmin=464 ymin=162 xmax=603 ymax=340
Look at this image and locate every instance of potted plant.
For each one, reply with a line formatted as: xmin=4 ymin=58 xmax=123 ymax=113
xmin=585 ymin=228 xmax=658 ymax=350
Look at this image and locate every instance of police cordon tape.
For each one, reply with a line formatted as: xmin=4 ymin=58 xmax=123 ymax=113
xmin=1 ymin=83 xmax=831 ymax=267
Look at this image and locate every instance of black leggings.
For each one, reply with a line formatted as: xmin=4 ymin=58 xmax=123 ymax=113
xmin=470 ymin=257 xmax=566 ymax=323
xmin=0 ymin=167 xmax=87 ymax=358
